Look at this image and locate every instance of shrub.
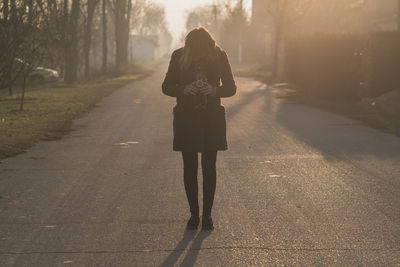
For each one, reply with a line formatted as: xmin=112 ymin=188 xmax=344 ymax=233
xmin=285 ymin=33 xmax=365 ymax=102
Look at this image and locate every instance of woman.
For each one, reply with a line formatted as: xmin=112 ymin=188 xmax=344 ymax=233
xmin=162 ymin=27 xmax=236 ymax=231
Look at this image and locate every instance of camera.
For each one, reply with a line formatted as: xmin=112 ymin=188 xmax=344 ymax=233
xmin=193 ymin=79 xmax=208 ymax=110
xmin=194 ymin=79 xmax=207 ymax=88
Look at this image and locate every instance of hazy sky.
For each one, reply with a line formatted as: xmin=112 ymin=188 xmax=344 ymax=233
xmin=152 ymin=0 xmax=252 ymax=44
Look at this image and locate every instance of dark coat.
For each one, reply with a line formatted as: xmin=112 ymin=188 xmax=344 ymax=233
xmin=162 ymin=46 xmax=237 ymax=152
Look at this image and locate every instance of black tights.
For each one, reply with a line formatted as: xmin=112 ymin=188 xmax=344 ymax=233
xmin=182 ymin=151 xmax=217 ymax=217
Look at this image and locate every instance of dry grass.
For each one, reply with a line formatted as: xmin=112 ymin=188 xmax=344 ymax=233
xmin=0 ymin=63 xmax=153 ymax=160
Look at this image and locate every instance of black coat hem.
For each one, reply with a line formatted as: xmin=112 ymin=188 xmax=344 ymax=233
xmin=173 ymin=147 xmax=228 ymax=152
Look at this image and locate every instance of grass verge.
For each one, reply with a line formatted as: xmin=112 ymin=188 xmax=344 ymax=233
xmin=0 ymin=63 xmax=154 ymax=160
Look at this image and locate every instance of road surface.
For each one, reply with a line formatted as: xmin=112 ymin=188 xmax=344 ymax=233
xmin=1 ymin=64 xmax=400 ymax=266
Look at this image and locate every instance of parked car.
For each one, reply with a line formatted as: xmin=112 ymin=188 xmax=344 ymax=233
xmin=29 ymin=66 xmax=59 ymax=84
xmin=14 ymin=58 xmax=59 ymax=85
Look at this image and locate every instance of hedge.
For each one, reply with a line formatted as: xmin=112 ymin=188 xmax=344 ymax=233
xmin=367 ymin=31 xmax=400 ymax=97
xmin=285 ymin=33 xmax=365 ymax=102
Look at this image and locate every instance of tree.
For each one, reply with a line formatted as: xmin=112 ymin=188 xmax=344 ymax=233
xmin=0 ymin=0 xmax=41 ymax=96
xmin=2 ymin=0 xmax=9 ymax=19
xmin=0 ymin=0 xmax=13 ymax=94
xmin=18 ymin=31 xmax=44 ymax=110
xmin=129 ymin=0 xmax=172 ymax=57
xmin=0 ymin=20 xmax=16 ymax=95
xmin=110 ymin=0 xmax=132 ymax=72
xmin=0 ymin=0 xmax=46 ymax=109
xmin=64 ymin=0 xmax=80 ymax=83
xmin=264 ymin=0 xmax=370 ymax=80
xmin=264 ymin=0 xmax=313 ymax=80
xmin=84 ymin=0 xmax=100 ymax=79
xmin=131 ymin=1 xmax=166 ymax=36
xmin=295 ymin=0 xmax=365 ymax=34
xmin=1 ymin=0 xmax=149 ymax=90
xmin=184 ymin=0 xmax=246 ymax=45
xmin=102 ymin=0 xmax=107 ymax=73
xmin=38 ymin=0 xmax=67 ymax=75
xmin=185 ymin=4 xmax=222 ymax=39
xmin=221 ymin=0 xmax=249 ymax=64
xmin=9 ymin=0 xmax=16 ymax=21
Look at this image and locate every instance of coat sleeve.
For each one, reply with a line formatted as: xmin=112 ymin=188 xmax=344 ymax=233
xmin=162 ymin=50 xmax=185 ymax=97
xmin=216 ymin=50 xmax=237 ymax=98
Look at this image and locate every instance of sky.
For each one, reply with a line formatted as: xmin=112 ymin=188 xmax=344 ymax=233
xmin=152 ymin=0 xmax=252 ymax=44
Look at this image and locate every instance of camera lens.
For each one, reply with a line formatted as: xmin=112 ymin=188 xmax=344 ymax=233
xmin=196 ymin=80 xmax=204 ymax=88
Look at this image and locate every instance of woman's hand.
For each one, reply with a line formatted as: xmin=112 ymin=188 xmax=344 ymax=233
xmin=199 ymin=83 xmax=217 ymax=96
xmin=183 ymin=82 xmax=198 ymax=95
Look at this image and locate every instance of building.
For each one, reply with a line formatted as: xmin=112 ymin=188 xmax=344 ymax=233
xmin=129 ymin=35 xmax=158 ymax=61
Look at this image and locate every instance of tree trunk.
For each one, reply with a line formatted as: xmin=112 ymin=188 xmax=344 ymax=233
xmin=64 ymin=0 xmax=80 ymax=84
xmin=114 ymin=0 xmax=132 ymax=73
xmin=61 ymin=0 xmax=68 ymax=79
xmin=2 ymin=0 xmax=9 ymax=19
xmin=8 ymin=83 xmax=13 ymax=96
xmin=84 ymin=0 xmax=98 ymax=79
xmin=271 ymin=0 xmax=286 ymax=82
xmin=20 ymin=75 xmax=26 ymax=111
xmin=37 ymin=0 xmax=43 ymax=10
xmin=27 ymin=0 xmax=34 ymax=23
xmin=115 ymin=21 xmax=129 ymax=71
xmin=3 ymin=0 xmax=12 ymax=95
xmin=5 ymin=56 xmax=14 ymax=96
xmin=9 ymin=0 xmax=16 ymax=22
xmin=102 ymin=0 xmax=107 ymax=73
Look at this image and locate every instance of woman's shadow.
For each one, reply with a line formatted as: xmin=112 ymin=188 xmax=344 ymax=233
xmin=159 ymin=230 xmax=212 ymax=267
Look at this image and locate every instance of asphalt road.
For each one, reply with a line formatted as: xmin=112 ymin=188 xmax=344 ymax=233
xmin=1 ymin=63 xmax=400 ymax=266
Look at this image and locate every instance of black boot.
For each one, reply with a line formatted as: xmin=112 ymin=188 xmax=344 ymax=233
xmin=201 ymin=215 xmax=214 ymax=231
xmin=186 ymin=214 xmax=200 ymax=230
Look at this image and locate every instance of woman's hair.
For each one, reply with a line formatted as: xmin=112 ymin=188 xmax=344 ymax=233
xmin=180 ymin=27 xmax=216 ymax=71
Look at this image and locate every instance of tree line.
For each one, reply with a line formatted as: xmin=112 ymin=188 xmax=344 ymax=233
xmin=0 ymin=0 xmax=170 ymax=95
xmin=185 ymin=0 xmax=400 ymax=82
xmin=183 ymin=0 xmax=250 ymax=63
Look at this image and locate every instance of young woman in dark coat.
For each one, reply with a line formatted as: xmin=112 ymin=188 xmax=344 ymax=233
xmin=162 ymin=27 xmax=236 ymax=231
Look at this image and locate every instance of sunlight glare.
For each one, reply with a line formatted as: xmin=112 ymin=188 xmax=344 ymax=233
xmin=152 ymin=0 xmax=252 ymax=41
